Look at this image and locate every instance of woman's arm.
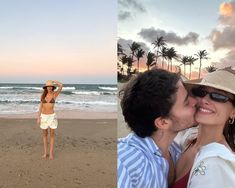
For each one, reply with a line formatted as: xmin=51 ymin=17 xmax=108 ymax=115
xmin=53 ymin=80 xmax=63 ymax=98
xmin=37 ymin=102 xmax=43 ymax=126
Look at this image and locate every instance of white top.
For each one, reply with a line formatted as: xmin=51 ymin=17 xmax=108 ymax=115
xmin=187 ymin=142 xmax=235 ymax=188
xmin=174 ymin=126 xmax=198 ymax=151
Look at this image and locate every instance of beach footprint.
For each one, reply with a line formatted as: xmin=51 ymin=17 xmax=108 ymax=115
xmin=73 ymin=178 xmax=81 ymax=185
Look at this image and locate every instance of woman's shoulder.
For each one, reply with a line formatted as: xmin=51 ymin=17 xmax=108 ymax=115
xmin=194 ymin=142 xmax=235 ymax=166
xmin=189 ymin=156 xmax=235 ymax=188
xmin=188 ymin=144 xmax=235 ymax=187
xmin=201 ymin=142 xmax=234 ymax=154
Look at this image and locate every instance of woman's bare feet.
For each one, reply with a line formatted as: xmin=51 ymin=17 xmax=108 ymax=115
xmin=42 ymin=154 xmax=48 ymax=159
xmin=49 ymin=154 xmax=53 ymax=160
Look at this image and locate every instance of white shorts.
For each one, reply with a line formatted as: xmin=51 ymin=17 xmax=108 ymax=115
xmin=40 ymin=113 xmax=58 ymax=130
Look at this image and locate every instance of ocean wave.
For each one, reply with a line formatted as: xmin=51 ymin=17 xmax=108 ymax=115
xmin=0 ymin=86 xmax=76 ymax=91
xmin=72 ymin=91 xmax=116 ymax=95
xmin=62 ymin=87 xmax=76 ymax=91
xmin=0 ymin=99 xmax=40 ymax=104
xmin=57 ymin=100 xmax=116 ymax=105
xmin=19 ymin=87 xmax=42 ymax=90
xmin=0 ymin=87 xmax=14 ymax=89
xmin=99 ymin=86 xmax=117 ymax=91
xmin=0 ymin=99 xmax=116 ymax=105
xmin=0 ymin=86 xmax=42 ymax=90
xmin=101 ymin=92 xmax=117 ymax=95
xmin=72 ymin=91 xmax=100 ymax=95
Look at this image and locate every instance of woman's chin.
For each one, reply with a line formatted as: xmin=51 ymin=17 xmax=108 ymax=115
xmin=195 ymin=113 xmax=214 ymax=125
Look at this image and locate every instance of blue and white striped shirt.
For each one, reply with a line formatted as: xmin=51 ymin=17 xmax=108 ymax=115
xmin=118 ymin=133 xmax=181 ymax=188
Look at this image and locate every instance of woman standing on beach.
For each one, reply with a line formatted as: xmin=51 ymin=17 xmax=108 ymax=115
xmin=37 ymin=80 xmax=63 ymax=160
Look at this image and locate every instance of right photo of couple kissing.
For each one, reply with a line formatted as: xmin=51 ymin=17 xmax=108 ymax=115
xmin=118 ymin=67 xmax=235 ymax=188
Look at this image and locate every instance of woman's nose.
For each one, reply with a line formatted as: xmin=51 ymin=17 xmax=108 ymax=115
xmin=198 ymin=94 xmax=210 ymax=104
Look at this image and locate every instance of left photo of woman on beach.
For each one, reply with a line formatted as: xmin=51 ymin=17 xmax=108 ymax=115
xmin=0 ymin=0 xmax=117 ymax=187
xmin=38 ymin=80 xmax=63 ymax=160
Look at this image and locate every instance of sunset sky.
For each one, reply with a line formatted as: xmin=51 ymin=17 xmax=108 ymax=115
xmin=0 ymin=0 xmax=117 ymax=84
xmin=118 ymin=0 xmax=235 ymax=79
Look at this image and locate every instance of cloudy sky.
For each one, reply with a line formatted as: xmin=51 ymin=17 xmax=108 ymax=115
xmin=118 ymin=0 xmax=235 ymax=78
xmin=0 ymin=0 xmax=117 ymax=84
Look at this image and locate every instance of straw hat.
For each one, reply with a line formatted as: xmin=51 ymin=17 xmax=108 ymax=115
xmin=184 ymin=67 xmax=235 ymax=95
xmin=43 ymin=80 xmax=56 ymax=90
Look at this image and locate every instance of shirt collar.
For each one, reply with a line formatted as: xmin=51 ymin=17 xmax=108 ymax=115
xmin=125 ymin=133 xmax=180 ymax=158
xmin=135 ymin=134 xmax=163 ymax=157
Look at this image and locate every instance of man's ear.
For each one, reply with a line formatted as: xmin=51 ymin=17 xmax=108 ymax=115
xmin=154 ymin=117 xmax=171 ymax=130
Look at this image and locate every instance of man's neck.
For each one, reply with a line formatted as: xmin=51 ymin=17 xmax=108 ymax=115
xmin=151 ymin=130 xmax=177 ymax=187
xmin=151 ymin=130 xmax=177 ymax=157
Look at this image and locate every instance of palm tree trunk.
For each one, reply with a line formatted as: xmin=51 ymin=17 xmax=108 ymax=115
xmin=184 ymin=64 xmax=186 ymax=76
xmin=190 ymin=64 xmax=192 ymax=79
xmin=137 ymin=59 xmax=140 ymax=73
xmin=198 ymin=59 xmax=202 ymax=79
xmin=156 ymin=47 xmax=159 ymax=67
xmin=132 ymin=52 xmax=135 ymax=71
xmin=167 ymin=60 xmax=170 ymax=70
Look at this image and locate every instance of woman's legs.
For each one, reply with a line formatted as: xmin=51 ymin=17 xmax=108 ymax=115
xmin=49 ymin=128 xmax=55 ymax=160
xmin=42 ymin=129 xmax=48 ymax=158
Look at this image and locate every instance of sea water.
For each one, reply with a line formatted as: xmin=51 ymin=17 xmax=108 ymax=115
xmin=0 ymin=83 xmax=117 ymax=114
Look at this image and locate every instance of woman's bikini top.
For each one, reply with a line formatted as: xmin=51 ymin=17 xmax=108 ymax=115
xmin=42 ymin=98 xmax=55 ymax=103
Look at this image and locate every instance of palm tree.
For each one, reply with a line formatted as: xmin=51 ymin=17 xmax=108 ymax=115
xmin=206 ymin=65 xmax=217 ymax=73
xmin=152 ymin=36 xmax=166 ymax=67
xmin=158 ymin=46 xmax=168 ymax=69
xmin=117 ymin=61 xmax=121 ymax=73
xmin=146 ymin=52 xmax=156 ymax=70
xmin=129 ymin=42 xmax=140 ymax=64
xmin=187 ymin=56 xmax=198 ymax=79
xmin=135 ymin=48 xmax=145 ymax=73
xmin=180 ymin=56 xmax=189 ymax=77
xmin=195 ymin=50 xmax=209 ymax=79
xmin=126 ymin=56 xmax=135 ymax=76
xmin=166 ymin=47 xmax=178 ymax=71
xmin=119 ymin=55 xmax=128 ymax=75
xmin=117 ymin=43 xmax=125 ymax=57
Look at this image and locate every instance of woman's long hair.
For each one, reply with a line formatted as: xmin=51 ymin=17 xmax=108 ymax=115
xmin=223 ymin=101 xmax=235 ymax=151
xmin=41 ymin=87 xmax=56 ymax=102
xmin=223 ymin=119 xmax=235 ymax=152
xmin=41 ymin=89 xmax=48 ymax=102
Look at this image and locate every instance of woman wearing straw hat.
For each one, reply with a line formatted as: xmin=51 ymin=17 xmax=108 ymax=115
xmin=37 ymin=80 xmax=63 ymax=160
xmin=171 ymin=67 xmax=235 ymax=188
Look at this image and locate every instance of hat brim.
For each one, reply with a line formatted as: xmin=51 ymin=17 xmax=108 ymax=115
xmin=183 ymin=79 xmax=235 ymax=96
xmin=43 ymin=85 xmax=56 ymax=90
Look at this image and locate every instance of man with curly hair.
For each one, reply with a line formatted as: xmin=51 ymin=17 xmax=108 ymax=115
xmin=118 ymin=69 xmax=197 ymax=188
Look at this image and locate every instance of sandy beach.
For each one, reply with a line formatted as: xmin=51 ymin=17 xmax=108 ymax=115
xmin=0 ymin=112 xmax=116 ymax=188
xmin=0 ymin=110 xmax=117 ymax=119
xmin=118 ymin=83 xmax=131 ymax=138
